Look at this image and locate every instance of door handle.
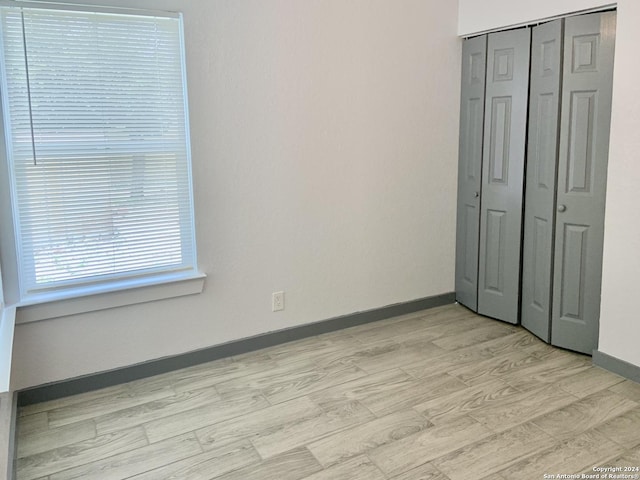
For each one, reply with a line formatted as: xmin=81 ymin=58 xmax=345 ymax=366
xmin=557 ymin=204 xmax=567 ymax=212
xmin=474 ymin=191 xmax=480 ymax=198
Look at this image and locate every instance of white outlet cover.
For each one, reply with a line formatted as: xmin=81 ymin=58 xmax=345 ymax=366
xmin=272 ymin=291 xmax=285 ymax=312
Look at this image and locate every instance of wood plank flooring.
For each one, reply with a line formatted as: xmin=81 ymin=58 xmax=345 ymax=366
xmin=15 ymin=304 xmax=640 ymax=480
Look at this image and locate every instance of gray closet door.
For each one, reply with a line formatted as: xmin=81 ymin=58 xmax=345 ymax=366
xmin=521 ymin=20 xmax=563 ymax=341
xmin=477 ymin=28 xmax=531 ymax=324
xmin=551 ymin=11 xmax=616 ymax=354
xmin=455 ymin=35 xmax=487 ymax=311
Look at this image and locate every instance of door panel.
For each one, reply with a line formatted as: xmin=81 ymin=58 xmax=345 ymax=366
xmin=566 ymin=91 xmax=596 ymax=193
xmin=552 ymin=11 xmax=616 ymax=354
xmin=455 ymin=35 xmax=487 ymax=311
xmin=483 ymin=209 xmax=506 ymax=293
xmin=521 ymin=20 xmax=563 ymax=341
xmin=462 ymin=205 xmax=478 ymax=284
xmin=488 ymin=97 xmax=512 ymax=183
xmin=477 ymin=28 xmax=530 ymax=324
xmin=532 ymin=217 xmax=550 ymax=309
xmin=559 ymin=223 xmax=589 ymax=319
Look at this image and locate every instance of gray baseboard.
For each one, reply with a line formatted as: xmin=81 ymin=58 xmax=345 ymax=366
xmin=17 ymin=292 xmax=455 ymax=406
xmin=0 ymin=392 xmax=17 ymax=480
xmin=8 ymin=392 xmax=16 ymax=480
xmin=593 ymin=350 xmax=640 ymax=384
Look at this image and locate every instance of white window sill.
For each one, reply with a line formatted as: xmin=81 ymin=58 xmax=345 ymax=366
xmin=14 ymin=272 xmax=206 ymax=324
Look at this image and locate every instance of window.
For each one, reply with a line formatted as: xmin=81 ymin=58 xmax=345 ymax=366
xmin=0 ymin=5 xmax=197 ymax=300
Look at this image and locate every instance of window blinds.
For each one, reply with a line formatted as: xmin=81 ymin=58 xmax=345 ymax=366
xmin=0 ymin=6 xmax=196 ymax=296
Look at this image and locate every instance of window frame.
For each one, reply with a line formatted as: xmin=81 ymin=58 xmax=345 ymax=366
xmin=0 ymin=2 xmax=204 ymax=321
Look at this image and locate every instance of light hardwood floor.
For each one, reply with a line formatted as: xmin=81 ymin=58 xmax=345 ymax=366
xmin=15 ymin=304 xmax=640 ymax=480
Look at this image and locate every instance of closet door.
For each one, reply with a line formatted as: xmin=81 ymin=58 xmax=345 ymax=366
xmin=552 ymin=11 xmax=616 ymax=354
xmin=521 ymin=20 xmax=563 ymax=341
xmin=477 ymin=28 xmax=531 ymax=324
xmin=455 ymin=35 xmax=487 ymax=311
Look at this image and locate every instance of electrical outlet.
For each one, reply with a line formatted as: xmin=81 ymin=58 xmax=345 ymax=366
xmin=272 ymin=291 xmax=284 ymax=312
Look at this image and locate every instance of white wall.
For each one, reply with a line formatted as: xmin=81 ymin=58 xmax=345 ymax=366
xmin=458 ymin=0 xmax=614 ymax=35
xmin=597 ymin=1 xmax=640 ymax=368
xmin=7 ymin=0 xmax=462 ymax=390
xmin=0 ymin=307 xmax=15 ymax=393
xmin=459 ymin=0 xmax=640 ymax=369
